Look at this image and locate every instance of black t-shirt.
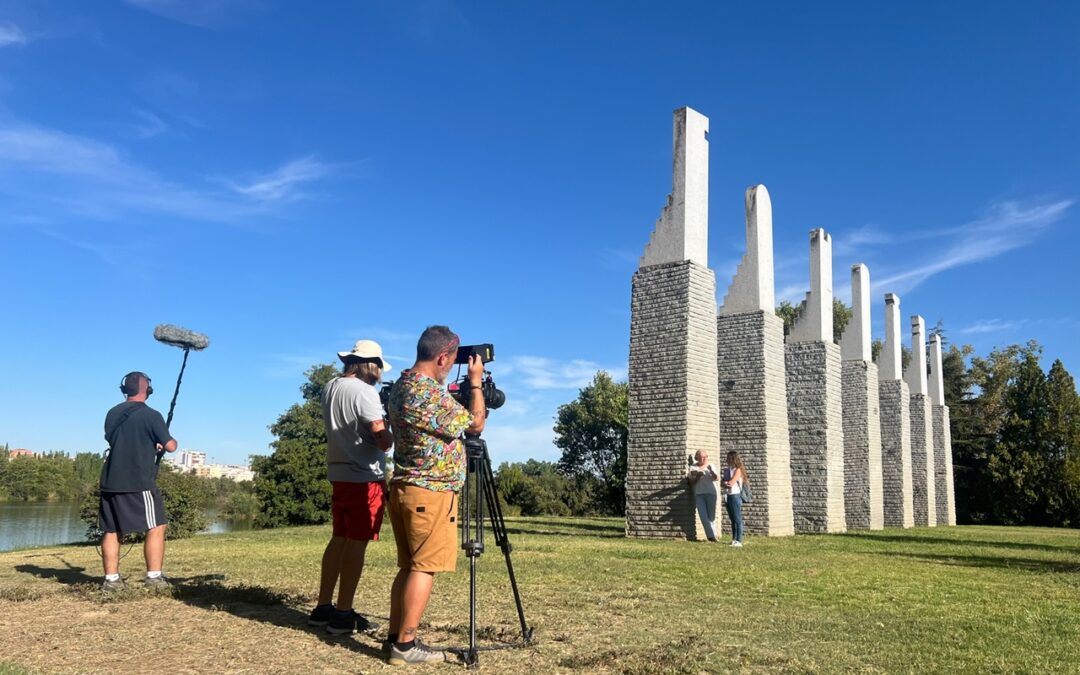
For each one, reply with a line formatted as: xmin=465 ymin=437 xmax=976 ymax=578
xmin=100 ymin=401 xmax=174 ymax=492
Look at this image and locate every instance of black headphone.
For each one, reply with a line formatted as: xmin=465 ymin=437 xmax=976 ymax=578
xmin=120 ymin=372 xmax=153 ymax=397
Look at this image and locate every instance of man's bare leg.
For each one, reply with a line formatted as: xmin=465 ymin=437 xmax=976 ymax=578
xmin=102 ymin=532 xmax=120 ymax=576
xmin=144 ymin=524 xmax=166 ymax=572
xmin=334 ymin=539 xmax=369 ymax=611
xmin=395 ymin=570 xmax=435 ymax=645
xmin=318 ymin=536 xmax=346 ymax=605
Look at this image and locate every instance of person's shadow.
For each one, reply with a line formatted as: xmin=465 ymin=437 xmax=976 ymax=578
xmin=13 ymin=557 xmax=388 ymax=661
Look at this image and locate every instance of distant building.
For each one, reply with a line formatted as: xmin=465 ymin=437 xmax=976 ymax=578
xmin=8 ymin=448 xmax=35 ymax=459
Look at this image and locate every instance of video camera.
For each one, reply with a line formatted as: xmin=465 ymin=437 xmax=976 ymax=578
xmin=378 ymin=343 xmax=506 ymax=412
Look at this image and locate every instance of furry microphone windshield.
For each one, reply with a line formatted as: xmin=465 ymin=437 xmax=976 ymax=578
xmin=153 ymin=324 xmax=210 ymax=351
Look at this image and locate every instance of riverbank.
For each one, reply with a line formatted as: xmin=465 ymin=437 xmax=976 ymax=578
xmin=1 ymin=519 xmax=1079 ymax=673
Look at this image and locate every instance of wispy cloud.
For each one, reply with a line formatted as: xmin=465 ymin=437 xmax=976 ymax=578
xmin=959 ymin=318 xmax=1027 ymax=335
xmin=123 ymin=0 xmax=259 ymax=29
xmin=0 ymin=22 xmax=28 ymax=47
xmin=501 ymin=356 xmax=627 ymax=390
xmin=480 ymin=423 xmax=558 ymax=463
xmin=225 ymin=156 xmax=333 ymax=203
xmin=0 ymin=121 xmax=341 ymax=223
xmin=872 ymin=199 xmax=1073 ymax=294
xmin=129 ymin=109 xmax=168 ymax=140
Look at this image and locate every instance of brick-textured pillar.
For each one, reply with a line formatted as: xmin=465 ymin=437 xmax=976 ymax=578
xmin=839 ymin=264 xmax=883 ymax=530
xmin=717 ymin=185 xmax=794 ymax=537
xmin=627 ymin=262 xmax=720 ymax=538
xmin=928 ymin=334 xmax=956 ymax=526
xmin=906 ymin=316 xmax=937 ymax=527
xmin=785 ymin=229 xmax=846 ymax=533
xmin=626 ymin=107 xmax=719 ymax=540
xmin=879 ymin=294 xmax=913 ymax=528
xmin=718 ymin=311 xmax=794 ymax=536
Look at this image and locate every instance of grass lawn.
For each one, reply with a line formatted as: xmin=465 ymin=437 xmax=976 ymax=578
xmin=1 ymin=519 xmax=1078 ymax=673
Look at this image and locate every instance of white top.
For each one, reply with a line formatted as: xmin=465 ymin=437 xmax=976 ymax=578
xmin=322 ymin=376 xmax=387 ymax=483
xmin=689 ymin=463 xmax=719 ymax=496
xmin=723 ymin=467 xmax=742 ymax=496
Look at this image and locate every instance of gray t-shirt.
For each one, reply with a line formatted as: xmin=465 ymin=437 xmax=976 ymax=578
xmin=322 ymin=376 xmax=387 ymax=483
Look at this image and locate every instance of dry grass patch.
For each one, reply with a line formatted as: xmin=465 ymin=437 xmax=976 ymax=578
xmin=1 ymin=519 xmax=1078 ymax=673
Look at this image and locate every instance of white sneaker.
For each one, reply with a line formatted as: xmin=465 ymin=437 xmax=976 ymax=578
xmin=731 ymin=540 xmax=743 ymax=547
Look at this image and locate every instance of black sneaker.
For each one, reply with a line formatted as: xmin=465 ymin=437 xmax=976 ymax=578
xmin=326 ymin=609 xmax=380 ymax=636
xmin=388 ymin=639 xmax=447 ymax=665
xmin=308 ymin=603 xmax=336 ymax=627
xmin=101 ymin=577 xmax=126 ymax=592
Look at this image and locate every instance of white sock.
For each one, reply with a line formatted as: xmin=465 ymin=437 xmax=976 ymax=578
xmin=146 ymin=570 xmax=162 ymax=579
xmin=105 ymin=573 xmax=120 ymax=582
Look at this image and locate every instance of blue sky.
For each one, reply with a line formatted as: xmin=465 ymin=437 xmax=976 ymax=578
xmin=2 ymin=1 xmax=1077 ymax=466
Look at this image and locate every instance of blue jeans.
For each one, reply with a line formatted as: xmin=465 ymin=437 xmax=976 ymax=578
xmin=695 ymin=493 xmax=718 ymax=540
xmin=725 ymin=493 xmax=744 ymax=542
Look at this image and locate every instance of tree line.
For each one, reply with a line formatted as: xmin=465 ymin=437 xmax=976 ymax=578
xmin=251 ymin=323 xmax=1080 ymax=529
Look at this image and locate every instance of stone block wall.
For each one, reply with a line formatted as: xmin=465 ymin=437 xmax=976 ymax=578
xmin=842 ymin=360 xmax=884 ymax=530
xmin=786 ymin=341 xmax=846 ymax=533
xmin=933 ymin=405 xmax=957 ymax=525
xmin=910 ymin=393 xmax=937 ymax=527
xmin=879 ymin=379 xmax=914 ymax=528
xmin=626 ymin=260 xmax=720 ymax=539
xmin=717 ymin=310 xmax=794 ymax=537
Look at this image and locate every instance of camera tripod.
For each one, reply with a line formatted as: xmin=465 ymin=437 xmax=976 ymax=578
xmin=456 ymin=433 xmax=533 ymax=668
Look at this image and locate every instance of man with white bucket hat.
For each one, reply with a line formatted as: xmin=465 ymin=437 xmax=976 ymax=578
xmin=308 ymin=339 xmax=395 ymax=635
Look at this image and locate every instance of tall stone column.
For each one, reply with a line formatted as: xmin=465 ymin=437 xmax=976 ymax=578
xmin=839 ymin=264 xmax=884 ymax=530
xmin=879 ymin=294 xmax=914 ymax=528
xmin=717 ymin=185 xmax=794 ymax=537
xmin=785 ymin=229 xmax=846 ymax=533
xmin=929 ymin=334 xmax=957 ymax=526
xmin=907 ymin=315 xmax=937 ymax=527
xmin=626 ymin=107 xmax=720 ymax=540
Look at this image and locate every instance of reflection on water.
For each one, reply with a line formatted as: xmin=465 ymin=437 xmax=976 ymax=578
xmin=0 ymin=501 xmax=252 ymax=552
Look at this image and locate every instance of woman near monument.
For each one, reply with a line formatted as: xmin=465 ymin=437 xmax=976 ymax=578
xmin=688 ymin=450 xmax=720 ymax=542
xmin=722 ymin=452 xmax=747 ymax=547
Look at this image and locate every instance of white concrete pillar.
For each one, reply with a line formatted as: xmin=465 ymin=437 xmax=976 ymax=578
xmin=906 ymin=316 xmax=928 ymax=396
xmin=840 ymin=264 xmax=871 ymax=361
xmin=880 ymin=294 xmax=903 ymax=381
xmin=641 ymin=107 xmax=709 ymax=268
xmin=789 ymin=229 xmax=833 ymax=343
xmin=720 ymin=185 xmax=774 ymax=315
xmin=929 ymin=334 xmax=945 ymax=406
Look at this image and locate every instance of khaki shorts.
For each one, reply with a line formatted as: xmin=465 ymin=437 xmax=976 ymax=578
xmin=388 ymin=483 xmax=459 ymax=573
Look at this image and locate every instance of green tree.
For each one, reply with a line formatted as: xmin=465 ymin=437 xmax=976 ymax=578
xmin=251 ymin=363 xmax=338 ymax=528
xmin=554 ymin=371 xmax=628 ymax=515
xmin=80 ymin=465 xmax=212 ymax=541
xmin=776 ymin=299 xmax=852 ymax=343
xmin=496 ymin=460 xmax=578 ymax=516
xmin=1045 ymin=359 xmax=1080 ymax=525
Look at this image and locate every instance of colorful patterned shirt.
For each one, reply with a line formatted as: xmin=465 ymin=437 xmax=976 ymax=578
xmin=387 ymin=369 xmax=473 ymax=492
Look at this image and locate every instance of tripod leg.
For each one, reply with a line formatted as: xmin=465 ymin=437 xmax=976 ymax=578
xmin=480 ymin=451 xmax=533 ymax=643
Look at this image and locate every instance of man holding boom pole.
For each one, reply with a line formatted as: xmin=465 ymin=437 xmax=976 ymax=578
xmin=98 ymin=371 xmax=177 ymax=591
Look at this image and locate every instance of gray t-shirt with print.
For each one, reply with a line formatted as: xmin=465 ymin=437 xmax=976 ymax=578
xmin=322 ymin=376 xmax=387 ymax=483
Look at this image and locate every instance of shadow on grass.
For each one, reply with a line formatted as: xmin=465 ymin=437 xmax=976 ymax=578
xmin=876 ymin=550 xmax=1080 ymax=574
xmin=847 ymin=532 xmax=1080 ymax=555
xmin=12 ymin=558 xmax=387 ymax=660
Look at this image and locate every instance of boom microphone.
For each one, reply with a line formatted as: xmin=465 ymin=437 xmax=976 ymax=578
xmin=154 ymin=324 xmax=210 ymax=351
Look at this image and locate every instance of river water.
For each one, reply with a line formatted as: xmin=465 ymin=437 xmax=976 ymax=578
xmin=0 ymin=501 xmax=251 ymax=552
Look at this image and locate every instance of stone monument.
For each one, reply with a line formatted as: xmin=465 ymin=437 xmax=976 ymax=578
xmin=785 ymin=229 xmax=846 ymax=533
xmin=717 ymin=185 xmax=795 ymax=537
xmin=626 ymin=107 xmax=721 ymax=539
xmin=838 ymin=264 xmax=884 ymax=530
xmin=878 ymin=294 xmax=914 ymax=528
xmin=929 ymin=334 xmax=957 ymax=526
xmin=907 ymin=315 xmax=937 ymax=527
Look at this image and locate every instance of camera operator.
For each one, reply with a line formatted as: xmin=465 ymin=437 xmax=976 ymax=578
xmin=307 ymin=340 xmax=395 ymax=636
xmin=98 ymin=372 xmax=177 ymax=591
xmin=384 ymin=325 xmax=485 ymax=665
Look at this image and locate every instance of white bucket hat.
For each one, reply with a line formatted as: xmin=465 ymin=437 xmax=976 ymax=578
xmin=337 ymin=339 xmax=391 ymax=372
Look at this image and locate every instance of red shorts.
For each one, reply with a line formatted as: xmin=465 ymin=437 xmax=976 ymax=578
xmin=331 ymin=481 xmax=387 ymax=541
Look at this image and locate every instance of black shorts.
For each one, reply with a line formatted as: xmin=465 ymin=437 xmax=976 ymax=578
xmin=99 ymin=489 xmax=168 ymax=536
